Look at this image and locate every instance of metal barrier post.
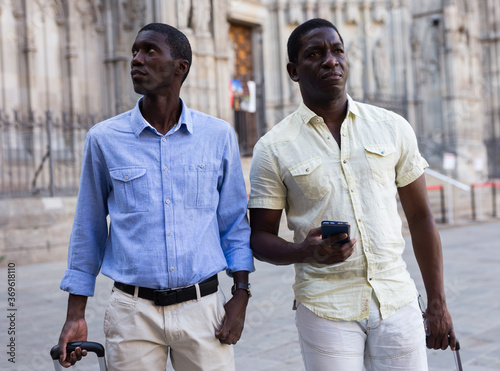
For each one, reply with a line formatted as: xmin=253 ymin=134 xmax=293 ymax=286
xmin=46 ymin=110 xmax=55 ymax=197
xmin=440 ymin=186 xmax=446 ymax=224
xmin=471 ymin=185 xmax=476 ymax=221
xmin=493 ymin=183 xmax=497 ymax=218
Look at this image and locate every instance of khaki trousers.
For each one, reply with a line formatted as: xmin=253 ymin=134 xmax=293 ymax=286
xmin=103 ymin=286 xmax=235 ymax=371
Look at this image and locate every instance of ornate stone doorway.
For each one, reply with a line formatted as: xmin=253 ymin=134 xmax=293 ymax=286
xmin=229 ymin=23 xmax=258 ymax=156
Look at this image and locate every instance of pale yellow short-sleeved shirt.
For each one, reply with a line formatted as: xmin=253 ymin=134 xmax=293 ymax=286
xmin=248 ymin=95 xmax=429 ymax=320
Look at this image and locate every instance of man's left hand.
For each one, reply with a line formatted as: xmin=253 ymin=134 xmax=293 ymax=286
xmin=425 ymin=303 xmax=456 ymax=351
xmin=215 ymin=290 xmax=249 ymax=345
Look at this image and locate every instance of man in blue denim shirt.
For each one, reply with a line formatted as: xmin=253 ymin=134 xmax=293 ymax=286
xmin=57 ymin=23 xmax=254 ymax=371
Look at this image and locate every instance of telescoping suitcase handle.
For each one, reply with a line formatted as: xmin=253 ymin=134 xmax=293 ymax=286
xmin=453 ymin=340 xmax=463 ymax=371
xmin=50 ymin=341 xmax=107 ymax=371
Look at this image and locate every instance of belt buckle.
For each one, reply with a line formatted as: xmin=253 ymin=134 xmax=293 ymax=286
xmin=154 ymin=289 xmax=177 ymax=306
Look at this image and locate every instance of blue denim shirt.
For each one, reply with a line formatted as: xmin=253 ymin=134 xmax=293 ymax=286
xmin=61 ymin=98 xmax=254 ymax=296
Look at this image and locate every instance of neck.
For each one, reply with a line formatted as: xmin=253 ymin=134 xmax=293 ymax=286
xmin=140 ymin=94 xmax=182 ymax=135
xmin=304 ymin=93 xmax=348 ymax=128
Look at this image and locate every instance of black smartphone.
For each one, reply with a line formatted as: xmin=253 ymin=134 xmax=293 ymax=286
xmin=321 ymin=221 xmax=350 ymax=246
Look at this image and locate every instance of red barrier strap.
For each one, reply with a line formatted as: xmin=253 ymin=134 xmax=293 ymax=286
xmin=472 ymin=182 xmax=498 ymax=189
xmin=427 ymin=185 xmax=443 ymax=191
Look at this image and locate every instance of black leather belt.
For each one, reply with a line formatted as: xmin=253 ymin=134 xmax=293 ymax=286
xmin=114 ymin=275 xmax=218 ymax=306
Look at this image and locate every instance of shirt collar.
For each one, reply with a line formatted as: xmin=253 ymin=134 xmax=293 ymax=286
xmin=296 ymin=94 xmax=359 ymax=125
xmin=130 ymin=97 xmax=193 ymax=137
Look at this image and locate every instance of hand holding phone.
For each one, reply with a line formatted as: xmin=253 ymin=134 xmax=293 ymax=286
xmin=321 ymin=221 xmax=350 ymax=246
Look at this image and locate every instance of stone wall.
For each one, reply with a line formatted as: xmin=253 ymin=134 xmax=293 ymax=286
xmin=0 ymin=0 xmax=499 ymax=185
xmin=0 ymin=197 xmax=76 ymax=267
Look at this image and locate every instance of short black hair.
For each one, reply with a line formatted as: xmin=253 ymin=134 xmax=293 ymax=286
xmin=138 ymin=23 xmax=192 ymax=82
xmin=287 ymin=18 xmax=344 ymax=64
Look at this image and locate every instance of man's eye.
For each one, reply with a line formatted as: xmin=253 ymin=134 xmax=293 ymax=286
xmin=148 ymin=48 xmax=155 ymax=54
xmin=132 ymin=50 xmax=138 ymax=56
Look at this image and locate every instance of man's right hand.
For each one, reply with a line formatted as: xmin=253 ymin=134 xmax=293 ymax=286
xmin=58 ymin=294 xmax=89 ymax=367
xmin=300 ymin=227 xmax=356 ymax=265
xmin=58 ymin=317 xmax=88 ymax=367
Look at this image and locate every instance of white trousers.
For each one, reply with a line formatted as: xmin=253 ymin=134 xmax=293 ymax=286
xmin=103 ymin=287 xmax=235 ymax=371
xmin=295 ymin=295 xmax=428 ymax=371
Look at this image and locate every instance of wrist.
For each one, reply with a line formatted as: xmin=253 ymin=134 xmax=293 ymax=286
xmin=231 ymin=282 xmax=252 ymax=298
xmin=294 ymin=241 xmax=311 ymax=263
xmin=66 ymin=294 xmax=88 ymax=320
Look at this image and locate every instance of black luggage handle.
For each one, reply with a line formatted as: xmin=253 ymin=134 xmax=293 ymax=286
xmin=50 ymin=341 xmax=105 ymax=360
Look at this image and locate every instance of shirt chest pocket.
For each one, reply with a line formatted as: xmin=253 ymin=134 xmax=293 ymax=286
xmin=184 ymin=164 xmax=219 ymax=209
xmin=109 ymin=167 xmax=150 ymax=213
xmin=364 ymin=145 xmax=397 ymax=185
xmin=289 ymin=157 xmax=330 ymax=201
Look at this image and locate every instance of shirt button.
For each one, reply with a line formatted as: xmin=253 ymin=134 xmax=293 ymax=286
xmin=165 ymin=199 xmax=170 ymax=204
xmin=124 ymin=175 xmax=129 ymax=180
xmin=342 ymin=133 xmax=346 ymax=137
xmin=162 ymin=137 xmax=166 ymax=142
xmin=163 ymin=166 xmax=168 ymax=172
xmin=168 ymin=232 xmax=173 ymax=236
xmin=199 ymin=164 xmax=204 ymax=169
xmin=170 ymin=267 xmax=175 ymax=272
xmin=343 ymin=160 xmax=347 ymax=164
xmin=350 ymin=189 xmax=354 ymax=192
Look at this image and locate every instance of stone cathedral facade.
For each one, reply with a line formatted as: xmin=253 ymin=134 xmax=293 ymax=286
xmin=0 ymin=0 xmax=498 ymax=182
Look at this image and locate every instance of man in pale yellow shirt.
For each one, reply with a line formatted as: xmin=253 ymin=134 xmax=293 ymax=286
xmin=248 ymin=18 xmax=455 ymax=370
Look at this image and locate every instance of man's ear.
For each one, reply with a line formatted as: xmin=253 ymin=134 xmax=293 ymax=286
xmin=287 ymin=62 xmax=299 ymax=82
xmin=176 ymin=59 xmax=190 ymax=79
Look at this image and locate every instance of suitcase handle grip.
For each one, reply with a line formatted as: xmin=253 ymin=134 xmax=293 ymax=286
xmin=50 ymin=341 xmax=105 ymax=360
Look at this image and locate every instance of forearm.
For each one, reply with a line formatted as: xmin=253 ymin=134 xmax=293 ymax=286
xmin=399 ymin=176 xmax=446 ymax=303
xmin=408 ymin=216 xmax=446 ymax=304
xmin=66 ymin=294 xmax=88 ymax=320
xmin=251 ymin=230 xmax=306 ymax=265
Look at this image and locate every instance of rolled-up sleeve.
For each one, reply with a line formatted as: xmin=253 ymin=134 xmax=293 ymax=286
xmin=60 ymin=133 xmax=110 ymax=297
xmin=217 ymin=129 xmax=254 ymax=275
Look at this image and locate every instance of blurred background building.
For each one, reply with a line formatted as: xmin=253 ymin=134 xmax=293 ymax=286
xmin=0 ymin=0 xmax=498 ymax=191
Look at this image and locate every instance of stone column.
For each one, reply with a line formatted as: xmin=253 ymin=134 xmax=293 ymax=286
xmin=362 ymin=0 xmax=375 ymax=95
xmin=443 ymin=1 xmax=487 ymax=181
xmin=399 ymin=0 xmax=419 ymax=127
xmin=317 ymin=0 xmax=331 ymax=21
xmin=0 ymin=1 xmax=5 ymax=109
xmin=13 ymin=1 xmax=35 ymax=113
xmin=193 ymin=0 xmax=216 ymax=116
xmin=61 ymin=0 xmax=79 ymax=116
xmin=305 ymin=0 xmax=315 ymax=20
xmin=277 ymin=0 xmax=290 ymax=115
xmin=101 ymin=1 xmax=116 ymax=118
xmin=212 ymin=0 xmax=232 ymax=123
xmin=333 ymin=0 xmax=343 ymax=26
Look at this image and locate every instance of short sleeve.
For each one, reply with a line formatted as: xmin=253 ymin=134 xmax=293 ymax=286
xmin=248 ymin=140 xmax=287 ymax=210
xmin=395 ymin=117 xmax=429 ymax=188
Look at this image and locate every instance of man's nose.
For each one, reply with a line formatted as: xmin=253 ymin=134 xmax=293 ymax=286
xmin=323 ymin=51 xmax=339 ymax=67
xmin=132 ymin=51 xmax=144 ymax=65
